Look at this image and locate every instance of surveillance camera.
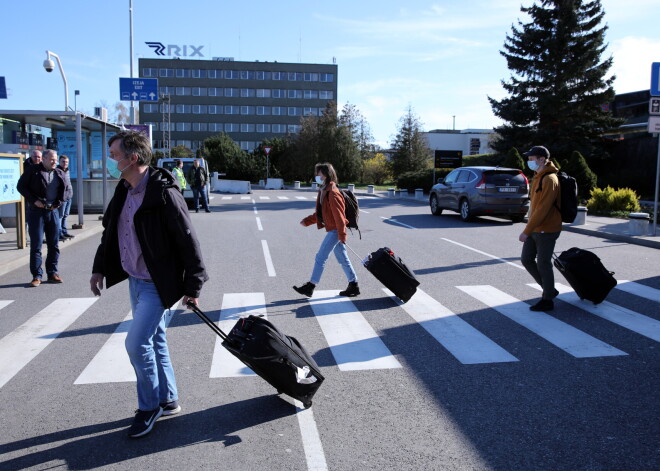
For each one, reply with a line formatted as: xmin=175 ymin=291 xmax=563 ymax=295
xmin=43 ymin=59 xmax=55 ymax=72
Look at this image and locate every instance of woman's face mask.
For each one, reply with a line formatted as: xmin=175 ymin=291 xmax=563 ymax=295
xmin=315 ymin=175 xmax=325 ymax=185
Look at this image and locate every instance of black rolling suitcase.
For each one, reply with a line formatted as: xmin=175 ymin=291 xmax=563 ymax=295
xmin=349 ymin=246 xmax=420 ymax=303
xmin=553 ymin=247 xmax=617 ymax=305
xmin=188 ymin=303 xmax=324 ymax=408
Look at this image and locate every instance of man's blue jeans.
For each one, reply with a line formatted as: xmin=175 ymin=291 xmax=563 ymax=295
xmin=192 ymin=186 xmax=209 ymax=211
xmin=125 ymin=276 xmax=178 ymax=411
xmin=310 ymin=230 xmax=358 ymax=285
xmin=58 ymin=199 xmax=71 ymax=236
xmin=27 ymin=206 xmax=60 ymax=279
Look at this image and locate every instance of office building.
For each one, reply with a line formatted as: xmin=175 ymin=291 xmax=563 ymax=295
xmin=138 ymin=58 xmax=338 ymax=153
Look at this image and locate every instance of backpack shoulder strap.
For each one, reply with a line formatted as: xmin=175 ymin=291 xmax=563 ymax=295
xmin=535 ymin=171 xmax=557 ymax=193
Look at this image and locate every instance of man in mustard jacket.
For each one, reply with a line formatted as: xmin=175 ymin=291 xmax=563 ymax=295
xmin=519 ymin=146 xmax=562 ymax=311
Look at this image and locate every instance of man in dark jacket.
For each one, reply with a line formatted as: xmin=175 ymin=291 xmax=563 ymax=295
xmin=57 ymin=154 xmax=74 ymax=241
xmin=89 ymin=130 xmax=208 ymax=439
xmin=186 ymin=158 xmax=210 ymax=213
xmin=17 ymin=149 xmax=66 ymax=287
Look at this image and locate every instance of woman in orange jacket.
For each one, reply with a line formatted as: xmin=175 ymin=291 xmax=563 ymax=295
xmin=294 ymin=163 xmax=359 ymax=298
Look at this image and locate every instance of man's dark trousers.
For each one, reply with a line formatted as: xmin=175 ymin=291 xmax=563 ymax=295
xmin=27 ymin=206 xmax=60 ymax=279
xmin=192 ymin=186 xmax=209 ymax=211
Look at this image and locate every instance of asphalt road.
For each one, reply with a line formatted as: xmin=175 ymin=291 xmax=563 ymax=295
xmin=0 ymin=189 xmax=658 ymax=470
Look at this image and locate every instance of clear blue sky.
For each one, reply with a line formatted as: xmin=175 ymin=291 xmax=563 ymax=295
xmin=1 ymin=0 xmax=658 ymax=147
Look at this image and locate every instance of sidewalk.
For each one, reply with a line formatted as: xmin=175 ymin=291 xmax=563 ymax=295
xmin=0 ymin=215 xmax=105 ymax=278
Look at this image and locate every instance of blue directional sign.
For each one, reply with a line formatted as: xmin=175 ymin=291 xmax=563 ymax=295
xmin=651 ymin=62 xmax=660 ymax=97
xmin=119 ymin=77 xmax=159 ymax=102
xmin=0 ymin=77 xmax=7 ymax=99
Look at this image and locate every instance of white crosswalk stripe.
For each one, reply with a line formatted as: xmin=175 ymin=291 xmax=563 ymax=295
xmin=295 ymin=196 xmax=308 ymax=200
xmin=531 ymin=283 xmax=660 ymax=342
xmin=308 ymin=290 xmax=401 ymax=371
xmin=241 ymin=196 xmax=250 ymax=200
xmin=0 ymin=300 xmax=14 ymax=311
xmin=277 ymin=196 xmax=290 ymax=200
xmin=259 ymin=196 xmax=271 ymax=200
xmin=221 ymin=196 xmax=232 ymax=200
xmin=74 ymin=308 xmax=179 ymax=384
xmin=0 ymin=298 xmax=98 ymax=389
xmin=388 ymin=288 xmax=518 ymax=364
xmin=616 ymin=280 xmax=660 ymax=304
xmin=210 ymin=293 xmax=267 ymax=377
xmin=458 ymin=285 xmax=627 ymax=358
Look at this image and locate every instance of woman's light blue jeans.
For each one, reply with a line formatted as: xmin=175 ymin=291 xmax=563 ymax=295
xmin=125 ymin=276 xmax=178 ymax=411
xmin=310 ymin=230 xmax=358 ymax=285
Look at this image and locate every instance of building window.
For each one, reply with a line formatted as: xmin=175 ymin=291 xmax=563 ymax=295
xmin=175 ymin=69 xmax=190 ymax=78
xmin=303 ymin=107 xmax=318 ymax=116
xmin=175 ymin=104 xmax=191 ymax=113
xmin=256 ymin=89 xmax=271 ymax=98
xmin=240 ymin=88 xmax=255 ymax=97
xmin=159 ymin=68 xmax=174 ymax=77
xmin=209 ymin=123 xmax=221 ymax=132
xmin=176 ymin=87 xmax=191 ymax=96
xmin=319 ymin=90 xmax=334 ymax=99
xmin=257 ymin=124 xmax=271 ymax=132
xmin=192 ymin=87 xmax=207 ymax=97
xmin=208 ymin=87 xmax=222 ymax=97
xmin=192 ymin=69 xmax=207 ymax=78
xmin=144 ymin=104 xmax=158 ymax=113
xmin=240 ymin=70 xmax=255 ymax=80
xmin=240 ymin=106 xmax=254 ymax=115
xmin=272 ymin=106 xmax=283 ymax=116
xmin=176 ymin=122 xmax=191 ymax=132
xmin=272 ymin=71 xmax=282 ymax=80
xmin=208 ymin=105 xmax=219 ymax=114
xmin=240 ymin=123 xmax=255 ymax=132
xmin=288 ymin=89 xmax=303 ymax=99
xmin=193 ymin=122 xmax=208 ymax=132
xmin=256 ymin=106 xmax=270 ymax=115
xmin=207 ymin=70 xmax=217 ymax=79
xmin=288 ymin=107 xmax=301 ymax=116
xmin=224 ymin=123 xmax=239 ymax=132
xmin=272 ymin=124 xmax=286 ymax=133
xmin=224 ymin=105 xmax=240 ymax=114
xmin=320 ymin=73 xmax=334 ymax=82
xmin=143 ymin=68 xmax=156 ymax=77
xmin=159 ymin=86 xmax=175 ymax=96
xmin=224 ymin=88 xmax=239 ymax=97
xmin=224 ymin=70 xmax=239 ymax=79
xmin=288 ymin=124 xmax=301 ymax=133
xmin=192 ymin=105 xmax=208 ymax=114
xmin=272 ymin=89 xmax=285 ymax=98
xmin=256 ymin=71 xmax=271 ymax=80
xmin=303 ymin=90 xmax=319 ymax=99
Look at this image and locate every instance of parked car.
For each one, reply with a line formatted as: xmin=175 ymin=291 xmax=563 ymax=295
xmin=429 ymin=166 xmax=529 ymax=222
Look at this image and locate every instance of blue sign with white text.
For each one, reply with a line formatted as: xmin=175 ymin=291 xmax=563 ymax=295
xmin=651 ymin=63 xmax=660 ymax=97
xmin=119 ymin=78 xmax=159 ymax=102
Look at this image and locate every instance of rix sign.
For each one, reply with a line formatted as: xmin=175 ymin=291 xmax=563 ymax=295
xmin=146 ymin=42 xmax=204 ymax=58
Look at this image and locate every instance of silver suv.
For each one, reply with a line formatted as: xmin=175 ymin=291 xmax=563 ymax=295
xmin=429 ymin=166 xmax=529 ymax=222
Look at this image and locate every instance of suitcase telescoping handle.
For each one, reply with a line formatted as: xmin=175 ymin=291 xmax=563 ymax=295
xmin=345 ymin=243 xmax=368 ymax=266
xmin=186 ymin=301 xmax=230 ymax=342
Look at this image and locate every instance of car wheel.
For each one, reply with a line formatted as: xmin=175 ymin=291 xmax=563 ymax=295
xmin=430 ymin=195 xmax=443 ymax=216
xmin=459 ymin=199 xmax=473 ymax=222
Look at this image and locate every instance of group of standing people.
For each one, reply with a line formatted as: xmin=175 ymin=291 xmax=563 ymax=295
xmin=17 ymin=149 xmax=74 ymax=287
xmin=172 ymin=158 xmax=211 ymax=213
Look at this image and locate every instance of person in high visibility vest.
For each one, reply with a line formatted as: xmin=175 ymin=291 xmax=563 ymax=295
xmin=172 ymin=159 xmax=187 ymax=195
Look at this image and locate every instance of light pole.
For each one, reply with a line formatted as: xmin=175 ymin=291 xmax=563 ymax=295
xmin=43 ymin=50 xmax=69 ymax=111
xmin=74 ymin=90 xmax=80 ymax=112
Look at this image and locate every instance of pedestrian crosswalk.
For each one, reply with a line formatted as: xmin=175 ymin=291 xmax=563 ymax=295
xmin=0 ymin=281 xmax=657 ymax=389
xmin=216 ymin=195 xmax=313 ymax=201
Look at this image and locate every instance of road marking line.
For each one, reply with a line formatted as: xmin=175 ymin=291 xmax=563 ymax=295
xmin=259 ymin=196 xmax=271 ymax=200
xmin=442 ymin=238 xmax=525 ymax=270
xmin=616 ymin=280 xmax=660 ymax=304
xmin=262 ymin=240 xmax=276 ymax=277
xmin=277 ymin=196 xmax=289 ymax=200
xmin=380 ymin=216 xmax=416 ymax=229
xmin=241 ymin=196 xmax=250 ymax=200
xmin=459 ymin=285 xmax=626 ymax=358
xmin=294 ymin=399 xmax=328 ymax=471
xmin=210 ymin=293 xmax=267 ymax=377
xmin=531 ymin=283 xmax=660 ymax=342
xmin=0 ymin=298 xmax=98 ymax=389
xmin=308 ymin=291 xmax=401 ymax=370
xmin=221 ymin=196 xmax=232 ymax=200
xmin=256 ymin=217 xmax=263 ymax=231
xmin=388 ymin=288 xmax=517 ymax=364
xmin=253 ymin=206 xmax=258 ymax=214
xmin=75 ymin=307 xmax=178 ymax=384
xmin=0 ymin=300 xmax=14 ymax=311
xmin=295 ymin=196 xmax=308 ymax=200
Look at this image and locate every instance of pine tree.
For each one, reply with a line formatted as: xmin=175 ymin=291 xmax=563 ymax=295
xmin=390 ymin=106 xmax=432 ymax=178
xmin=562 ymin=150 xmax=598 ymax=198
xmin=501 ymin=147 xmax=526 ymax=172
xmin=489 ymin=0 xmax=622 ymax=163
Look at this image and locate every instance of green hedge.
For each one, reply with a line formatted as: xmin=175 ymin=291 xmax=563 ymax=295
xmin=587 ymin=186 xmax=641 ymax=213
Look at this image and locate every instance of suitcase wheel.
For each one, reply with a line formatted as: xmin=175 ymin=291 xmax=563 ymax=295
xmin=303 ymin=400 xmax=312 ymax=409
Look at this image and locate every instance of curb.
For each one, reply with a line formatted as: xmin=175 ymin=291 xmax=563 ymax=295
xmin=562 ymin=225 xmax=660 ymax=250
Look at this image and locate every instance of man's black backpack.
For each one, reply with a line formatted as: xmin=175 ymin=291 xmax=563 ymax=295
xmin=340 ymin=189 xmax=361 ymax=238
xmin=537 ymin=171 xmax=578 ymax=223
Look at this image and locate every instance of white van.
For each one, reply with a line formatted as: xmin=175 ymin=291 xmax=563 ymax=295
xmin=157 ymin=157 xmax=211 ymax=205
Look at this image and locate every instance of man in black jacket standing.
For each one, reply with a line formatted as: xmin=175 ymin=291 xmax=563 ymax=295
xmin=17 ymin=149 xmax=66 ymax=287
xmin=187 ymin=158 xmax=210 ymax=213
xmin=89 ymin=130 xmax=208 ymax=438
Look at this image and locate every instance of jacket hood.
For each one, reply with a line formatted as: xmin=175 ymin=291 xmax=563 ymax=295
xmin=141 ymin=166 xmax=178 ymax=208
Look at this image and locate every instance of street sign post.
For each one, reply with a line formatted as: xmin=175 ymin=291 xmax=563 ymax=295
xmin=651 ymin=62 xmax=660 ymax=97
xmin=119 ymin=78 xmax=159 ymax=102
xmin=650 ymin=63 xmax=660 ymax=235
xmin=263 ymin=147 xmax=272 ymax=180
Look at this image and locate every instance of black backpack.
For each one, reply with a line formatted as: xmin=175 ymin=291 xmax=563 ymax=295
xmin=340 ymin=189 xmax=361 ymax=238
xmin=537 ymin=171 xmax=578 ymax=223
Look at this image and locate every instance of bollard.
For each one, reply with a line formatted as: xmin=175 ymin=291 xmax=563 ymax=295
xmin=367 ymin=185 xmax=375 ymax=194
xmin=311 ymin=182 xmax=318 ymax=191
xmin=294 ymin=181 xmax=301 ymax=189
xmin=259 ymin=179 xmax=265 ymax=186
xmin=388 ymin=188 xmax=395 ymax=198
xmin=571 ymin=206 xmax=587 ymax=225
xmin=628 ymin=212 xmax=650 ymax=236
xmin=394 ymin=189 xmax=401 ymax=198
xmin=415 ymin=188 xmax=424 ymax=200
xmin=348 ymin=184 xmax=355 ymax=192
